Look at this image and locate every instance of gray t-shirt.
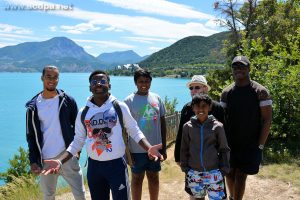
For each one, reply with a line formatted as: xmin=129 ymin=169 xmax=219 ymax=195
xmin=124 ymin=92 xmax=166 ymax=153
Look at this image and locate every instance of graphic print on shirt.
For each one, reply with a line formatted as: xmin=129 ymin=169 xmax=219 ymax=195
xmin=139 ymin=102 xmax=159 ymax=131
xmin=84 ymin=108 xmax=117 ymax=156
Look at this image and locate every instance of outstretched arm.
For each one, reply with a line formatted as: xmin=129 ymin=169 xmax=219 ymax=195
xmin=41 ymin=151 xmax=73 ymax=175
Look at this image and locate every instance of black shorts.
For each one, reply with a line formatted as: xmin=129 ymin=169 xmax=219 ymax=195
xmin=230 ymin=146 xmax=262 ymax=175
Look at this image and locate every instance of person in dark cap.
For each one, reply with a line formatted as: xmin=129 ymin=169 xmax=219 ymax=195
xmin=220 ymin=55 xmax=272 ymax=200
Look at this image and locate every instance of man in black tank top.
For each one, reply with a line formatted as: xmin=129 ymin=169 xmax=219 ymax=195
xmin=220 ymin=56 xmax=272 ymax=200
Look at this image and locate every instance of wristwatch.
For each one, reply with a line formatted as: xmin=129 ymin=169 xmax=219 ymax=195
xmin=258 ymin=144 xmax=264 ymax=150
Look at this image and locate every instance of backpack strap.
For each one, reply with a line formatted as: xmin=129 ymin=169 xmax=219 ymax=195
xmin=81 ymin=106 xmax=89 ymax=133
xmin=80 ymin=106 xmax=89 ymax=167
xmin=112 ymin=100 xmax=134 ymax=166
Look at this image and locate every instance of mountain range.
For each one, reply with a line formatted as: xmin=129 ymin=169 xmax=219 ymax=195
xmin=0 ymin=37 xmax=146 ymax=72
xmin=0 ymin=32 xmax=228 ymax=72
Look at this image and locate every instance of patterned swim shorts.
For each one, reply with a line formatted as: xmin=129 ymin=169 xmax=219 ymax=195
xmin=186 ymin=169 xmax=225 ymax=200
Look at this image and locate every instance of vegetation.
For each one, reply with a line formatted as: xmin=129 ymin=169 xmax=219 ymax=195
xmin=209 ymin=0 xmax=300 ymax=158
xmin=139 ymin=32 xmax=228 ymax=68
xmin=164 ymin=96 xmax=178 ymax=115
xmin=0 ymin=147 xmax=31 ymax=183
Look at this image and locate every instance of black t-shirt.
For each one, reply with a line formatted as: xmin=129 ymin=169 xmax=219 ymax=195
xmin=174 ymin=100 xmax=224 ymax=162
xmin=221 ymin=81 xmax=271 ymax=149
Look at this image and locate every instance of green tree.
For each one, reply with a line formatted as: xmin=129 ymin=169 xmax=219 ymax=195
xmin=0 ymin=147 xmax=31 ymax=183
xmin=164 ymin=96 xmax=178 ymax=115
xmin=210 ymin=0 xmax=300 ymax=157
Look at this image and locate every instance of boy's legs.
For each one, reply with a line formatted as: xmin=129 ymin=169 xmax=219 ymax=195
xmin=131 ymin=172 xmax=145 ymax=200
xmin=60 ymin=156 xmax=86 ymax=200
xmin=146 ymin=171 xmax=159 ymax=200
xmin=131 ymin=153 xmax=161 ymax=200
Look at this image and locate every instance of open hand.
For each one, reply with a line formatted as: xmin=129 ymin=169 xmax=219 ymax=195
xmin=148 ymin=143 xmax=164 ymax=161
xmin=41 ymin=160 xmax=61 ymax=175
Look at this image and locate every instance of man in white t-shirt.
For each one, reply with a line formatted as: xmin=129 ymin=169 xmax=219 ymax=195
xmin=25 ymin=65 xmax=85 ymax=200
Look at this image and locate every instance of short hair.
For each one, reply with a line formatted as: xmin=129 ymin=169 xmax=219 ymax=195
xmin=134 ymin=69 xmax=152 ymax=83
xmin=191 ymin=94 xmax=212 ymax=107
xmin=42 ymin=65 xmax=58 ymax=76
xmin=89 ymin=70 xmax=110 ymax=83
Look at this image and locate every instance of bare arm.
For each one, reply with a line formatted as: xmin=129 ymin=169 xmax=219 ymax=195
xmin=258 ymin=105 xmax=272 ymax=145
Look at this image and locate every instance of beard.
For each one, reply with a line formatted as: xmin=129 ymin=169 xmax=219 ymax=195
xmin=45 ymin=87 xmax=56 ymax=92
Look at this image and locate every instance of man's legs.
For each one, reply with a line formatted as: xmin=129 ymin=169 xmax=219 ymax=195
xmin=131 ymin=172 xmax=145 ymax=200
xmin=87 ymin=158 xmax=110 ymax=200
xmin=146 ymin=171 xmax=159 ymax=200
xmin=226 ymin=168 xmax=247 ymax=200
xmin=61 ymin=156 xmax=86 ymax=200
xmin=40 ymin=170 xmax=59 ymax=200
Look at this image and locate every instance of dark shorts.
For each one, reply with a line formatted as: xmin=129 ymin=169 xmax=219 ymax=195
xmin=130 ymin=153 xmax=161 ymax=174
xmin=230 ymin=146 xmax=262 ymax=175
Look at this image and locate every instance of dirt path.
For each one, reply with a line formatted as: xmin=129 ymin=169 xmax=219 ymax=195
xmin=57 ymin=145 xmax=299 ymax=200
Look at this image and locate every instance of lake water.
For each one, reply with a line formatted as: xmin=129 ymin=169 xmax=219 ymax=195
xmin=0 ymin=73 xmax=191 ymax=185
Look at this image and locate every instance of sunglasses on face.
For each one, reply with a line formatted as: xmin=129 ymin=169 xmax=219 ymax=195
xmin=189 ymin=86 xmax=203 ymax=90
xmin=90 ymin=79 xmax=107 ymax=86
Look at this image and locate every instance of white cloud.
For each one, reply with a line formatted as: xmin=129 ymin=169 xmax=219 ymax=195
xmin=5 ymin=0 xmax=220 ymax=39
xmin=97 ymin=0 xmax=214 ymax=20
xmin=104 ymin=26 xmax=124 ymax=32
xmin=205 ymin=19 xmax=220 ymax=29
xmin=125 ymin=36 xmax=176 ymax=44
xmin=50 ymin=26 xmax=57 ymax=32
xmin=0 ymin=33 xmax=37 ymax=39
xmin=0 ymin=23 xmax=32 ymax=34
xmin=60 ymin=23 xmax=100 ymax=34
xmin=0 ymin=42 xmax=17 ymax=48
xmin=73 ymin=39 xmax=135 ymax=49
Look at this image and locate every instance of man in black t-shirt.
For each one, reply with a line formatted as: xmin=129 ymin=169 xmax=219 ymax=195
xmin=220 ymin=56 xmax=272 ymax=200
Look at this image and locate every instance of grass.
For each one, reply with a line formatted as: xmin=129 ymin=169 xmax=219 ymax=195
xmin=258 ymin=162 xmax=300 ymax=191
xmin=0 ymin=175 xmax=41 ymax=200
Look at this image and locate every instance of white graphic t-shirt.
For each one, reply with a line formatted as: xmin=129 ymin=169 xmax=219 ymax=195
xmin=67 ymin=95 xmax=145 ymax=161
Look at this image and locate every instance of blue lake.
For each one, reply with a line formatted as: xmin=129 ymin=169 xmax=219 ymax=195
xmin=0 ymin=73 xmax=191 ymax=185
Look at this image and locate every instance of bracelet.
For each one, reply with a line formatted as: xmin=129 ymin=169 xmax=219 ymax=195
xmin=56 ymin=159 xmax=63 ymax=167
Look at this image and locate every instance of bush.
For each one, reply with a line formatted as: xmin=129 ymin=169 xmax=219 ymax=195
xmin=0 ymin=147 xmax=31 ymax=183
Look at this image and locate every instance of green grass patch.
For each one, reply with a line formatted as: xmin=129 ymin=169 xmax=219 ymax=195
xmin=258 ymin=162 xmax=300 ymax=192
xmin=0 ymin=175 xmax=41 ymax=200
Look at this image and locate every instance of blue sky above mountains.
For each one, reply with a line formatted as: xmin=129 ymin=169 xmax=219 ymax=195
xmin=0 ymin=0 xmax=229 ymax=57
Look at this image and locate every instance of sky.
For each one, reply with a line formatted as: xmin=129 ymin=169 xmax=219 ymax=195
xmin=0 ymin=0 xmax=229 ymax=57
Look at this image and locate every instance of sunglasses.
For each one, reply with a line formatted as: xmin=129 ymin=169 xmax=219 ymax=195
xmin=189 ymin=86 xmax=203 ymax=90
xmin=90 ymin=79 xmax=107 ymax=86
